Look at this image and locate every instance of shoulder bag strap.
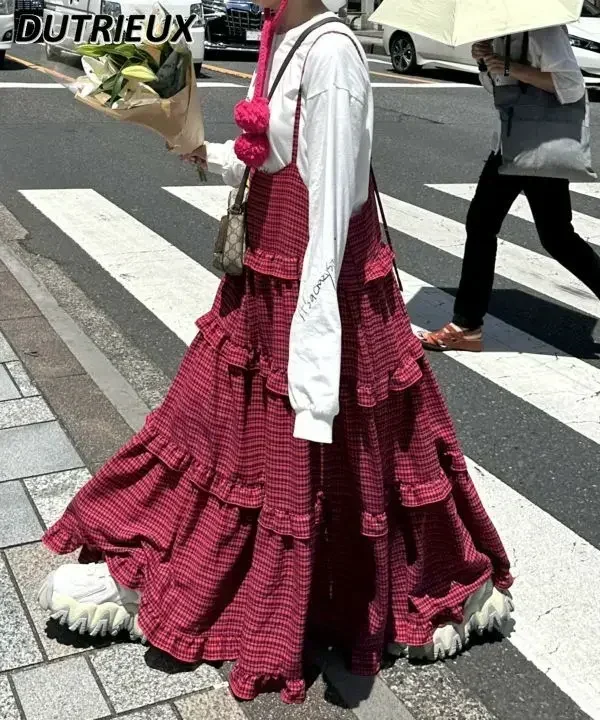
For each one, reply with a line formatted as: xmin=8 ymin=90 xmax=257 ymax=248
xmin=520 ymin=31 xmax=530 ymax=64
xmin=518 ymin=32 xmax=530 ymax=92
xmin=234 ymin=16 xmax=344 ymax=203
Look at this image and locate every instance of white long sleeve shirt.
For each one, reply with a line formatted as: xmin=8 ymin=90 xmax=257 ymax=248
xmin=205 ymin=12 xmax=373 ymax=445
xmin=479 ymin=25 xmax=586 ymax=152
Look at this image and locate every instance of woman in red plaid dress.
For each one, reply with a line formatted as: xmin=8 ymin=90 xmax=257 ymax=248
xmin=38 ymin=0 xmax=514 ymax=704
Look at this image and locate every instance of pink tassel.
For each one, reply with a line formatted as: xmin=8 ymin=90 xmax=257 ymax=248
xmin=234 ymin=97 xmax=270 ymax=134
xmin=232 ymin=0 xmax=288 ymax=168
xmin=234 ymin=132 xmax=270 ymax=168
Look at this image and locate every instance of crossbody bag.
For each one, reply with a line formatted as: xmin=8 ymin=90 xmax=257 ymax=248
xmin=493 ymin=32 xmax=597 ymax=182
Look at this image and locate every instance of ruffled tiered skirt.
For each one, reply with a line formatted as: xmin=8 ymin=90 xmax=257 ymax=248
xmin=44 ymin=241 xmax=512 ymax=703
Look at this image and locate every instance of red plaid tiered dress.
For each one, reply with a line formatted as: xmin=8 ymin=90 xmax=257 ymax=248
xmin=43 ymin=95 xmax=513 ymax=704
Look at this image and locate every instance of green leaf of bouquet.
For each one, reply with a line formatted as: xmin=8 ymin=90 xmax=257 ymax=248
xmin=77 ymin=44 xmax=112 ymax=57
xmin=121 ymin=64 xmax=158 ymax=82
xmin=109 ymin=73 xmax=125 ymax=105
xmin=111 ymin=44 xmax=148 ymax=60
xmin=98 ymin=72 xmax=119 ymax=93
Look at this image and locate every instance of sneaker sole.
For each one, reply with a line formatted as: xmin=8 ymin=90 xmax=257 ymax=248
xmin=38 ymin=571 xmax=146 ymax=643
xmin=388 ymin=581 xmax=514 ymax=661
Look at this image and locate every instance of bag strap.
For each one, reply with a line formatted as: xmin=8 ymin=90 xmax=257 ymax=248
xmin=520 ymin=32 xmax=530 ymax=64
xmin=503 ymin=35 xmax=512 ymax=76
xmin=234 ymin=16 xmax=344 ymax=207
xmin=518 ymin=32 xmax=530 ymax=92
xmin=268 ymin=17 xmax=344 ymax=101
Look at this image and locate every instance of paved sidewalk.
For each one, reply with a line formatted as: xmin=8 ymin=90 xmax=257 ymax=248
xmin=0 ymin=259 xmax=250 ymax=719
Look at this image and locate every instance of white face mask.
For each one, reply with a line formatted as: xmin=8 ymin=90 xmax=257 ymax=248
xmin=322 ymin=0 xmax=346 ymax=10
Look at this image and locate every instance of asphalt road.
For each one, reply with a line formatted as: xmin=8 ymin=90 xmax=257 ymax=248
xmin=1 ymin=39 xmax=600 ymax=720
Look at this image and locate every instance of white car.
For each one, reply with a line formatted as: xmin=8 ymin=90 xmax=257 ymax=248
xmin=43 ymin=0 xmax=205 ymax=67
xmin=382 ymin=0 xmax=600 ymax=80
xmin=0 ymin=0 xmax=14 ymax=68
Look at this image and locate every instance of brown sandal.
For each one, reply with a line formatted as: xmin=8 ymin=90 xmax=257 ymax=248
xmin=418 ymin=323 xmax=483 ymax=353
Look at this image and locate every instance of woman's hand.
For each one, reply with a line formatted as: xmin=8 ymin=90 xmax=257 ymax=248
xmin=483 ymin=54 xmax=508 ymax=75
xmin=472 ymin=41 xmax=493 ymax=60
xmin=483 ymin=54 xmax=558 ymax=95
xmin=179 ymin=144 xmax=208 ymax=172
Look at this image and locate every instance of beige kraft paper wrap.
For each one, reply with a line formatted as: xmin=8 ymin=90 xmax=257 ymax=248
xmin=75 ymin=61 xmax=204 ymax=154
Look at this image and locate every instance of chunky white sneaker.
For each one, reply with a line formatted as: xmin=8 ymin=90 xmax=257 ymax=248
xmin=388 ymin=580 xmax=514 ymax=661
xmin=38 ymin=562 xmax=145 ymax=641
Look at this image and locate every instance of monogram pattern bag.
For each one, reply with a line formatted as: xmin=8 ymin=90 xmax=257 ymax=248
xmin=213 ymin=16 xmax=344 ymax=276
xmin=214 ymin=179 xmax=249 ymax=276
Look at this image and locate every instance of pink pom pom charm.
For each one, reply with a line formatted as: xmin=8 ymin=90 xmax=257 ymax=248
xmin=232 ymin=0 xmax=289 ymax=171
xmin=234 ymin=97 xmax=270 ymax=134
xmin=234 ymin=132 xmax=270 ymax=168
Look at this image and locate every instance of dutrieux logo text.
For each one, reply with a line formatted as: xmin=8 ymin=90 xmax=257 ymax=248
xmin=15 ymin=13 xmax=196 ymax=44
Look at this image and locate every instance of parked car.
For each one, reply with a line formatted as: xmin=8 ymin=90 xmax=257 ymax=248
xmin=382 ymin=0 xmax=600 ymax=79
xmin=43 ymin=0 xmax=205 ymax=68
xmin=203 ymin=0 xmax=263 ymax=53
xmin=15 ymin=0 xmax=43 ymax=38
xmin=0 ymin=0 xmax=13 ymax=67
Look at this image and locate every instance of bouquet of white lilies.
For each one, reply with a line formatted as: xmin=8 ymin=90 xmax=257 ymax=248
xmin=69 ymin=3 xmax=205 ymax=171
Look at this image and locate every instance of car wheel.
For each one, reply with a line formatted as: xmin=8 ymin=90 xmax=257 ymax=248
xmin=390 ymin=32 xmax=417 ymax=74
xmin=45 ymin=43 xmax=61 ymax=61
xmin=0 ymin=50 xmax=5 ymax=69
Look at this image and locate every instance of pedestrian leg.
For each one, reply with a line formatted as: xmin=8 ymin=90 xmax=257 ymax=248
xmin=419 ymin=153 xmax=523 ymax=352
xmin=524 ymin=177 xmax=600 ymax=302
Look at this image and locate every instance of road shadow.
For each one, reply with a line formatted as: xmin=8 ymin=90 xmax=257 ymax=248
xmin=1 ymin=56 xmax=28 ymax=72
xmin=586 ymin=85 xmax=600 ymax=103
xmin=44 ymin=616 xmax=135 ymax=650
xmin=418 ymin=67 xmax=482 ymax=86
xmin=383 ymin=66 xmax=483 ymax=85
xmin=204 ymin=49 xmax=258 ymax=64
xmin=407 ymin=286 xmax=600 ymax=359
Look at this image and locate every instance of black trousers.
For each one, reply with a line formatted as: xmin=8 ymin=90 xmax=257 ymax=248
xmin=453 ymin=152 xmax=600 ymax=330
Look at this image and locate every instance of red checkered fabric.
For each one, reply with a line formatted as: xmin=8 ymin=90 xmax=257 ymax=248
xmin=43 ymin=97 xmax=512 ymax=704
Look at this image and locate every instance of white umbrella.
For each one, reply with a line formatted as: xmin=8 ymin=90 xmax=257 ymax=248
xmin=369 ymin=0 xmax=585 ymax=48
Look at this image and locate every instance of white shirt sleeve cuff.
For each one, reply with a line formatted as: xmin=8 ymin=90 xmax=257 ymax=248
xmin=204 ymin=141 xmax=226 ymax=175
xmin=293 ymin=410 xmax=334 ymax=444
xmin=205 ymin=140 xmax=246 ymax=188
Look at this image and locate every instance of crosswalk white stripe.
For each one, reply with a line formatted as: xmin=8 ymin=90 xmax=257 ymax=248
xmin=377 ymin=191 xmax=599 ymax=319
xmin=0 ymin=82 xmax=64 ymax=89
xmin=20 ymin=184 xmax=600 ymax=720
xmin=196 ymin=81 xmax=244 ymax=87
xmin=402 ymin=275 xmax=600 ymax=444
xmin=466 ymin=455 xmax=600 ymax=720
xmin=18 ymin=189 xmax=219 ymax=345
xmin=0 ymin=81 xmax=243 ymax=89
xmin=571 ymin=182 xmax=600 ymax=200
xmin=370 ymin=82 xmax=481 ymax=88
xmin=428 ymin=183 xmax=600 ymax=249
xmin=165 ymin=184 xmax=600 ymax=445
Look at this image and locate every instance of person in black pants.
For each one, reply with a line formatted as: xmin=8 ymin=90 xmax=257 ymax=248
xmin=420 ymin=30 xmax=600 ymax=353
